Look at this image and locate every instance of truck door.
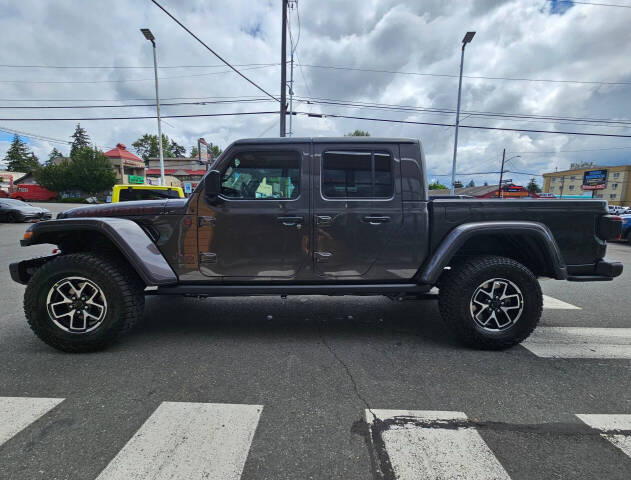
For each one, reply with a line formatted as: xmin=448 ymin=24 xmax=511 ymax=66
xmin=197 ymin=144 xmax=311 ymax=279
xmin=312 ymin=143 xmax=403 ymax=280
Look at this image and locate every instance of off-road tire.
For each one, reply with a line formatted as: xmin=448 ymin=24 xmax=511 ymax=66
xmin=438 ymin=255 xmax=542 ymax=350
xmin=24 ymin=253 xmax=144 ymax=352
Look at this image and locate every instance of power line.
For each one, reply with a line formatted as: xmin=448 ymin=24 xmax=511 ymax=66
xmin=296 ymin=110 xmax=631 ymax=138
xmin=0 ymin=99 xmax=274 ymax=109
xmin=149 ymin=0 xmax=279 ymax=102
xmin=509 ymin=145 xmax=631 ymax=154
xmin=296 ymin=63 xmax=631 ymax=86
xmin=0 ymin=65 xmax=277 ymax=84
xmin=0 ymin=62 xmax=278 ymax=69
xmin=0 ymin=95 xmax=268 ymax=102
xmin=548 ymin=0 xmax=631 ymax=8
xmin=0 ymin=111 xmax=278 ymax=121
xmin=0 ymin=125 xmax=71 ymax=145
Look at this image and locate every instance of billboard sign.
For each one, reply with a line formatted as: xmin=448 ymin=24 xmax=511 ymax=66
xmin=183 ymin=182 xmax=192 ymax=194
xmin=582 ymin=169 xmax=607 ymax=190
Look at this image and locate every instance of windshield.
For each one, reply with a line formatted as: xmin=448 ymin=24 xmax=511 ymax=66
xmin=118 ymin=188 xmax=182 ymax=202
xmin=0 ymin=199 xmax=29 ymax=206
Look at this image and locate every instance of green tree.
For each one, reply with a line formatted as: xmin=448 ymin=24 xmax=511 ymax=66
xmin=70 ymin=124 xmax=90 ymax=158
xmin=345 ymin=130 xmax=370 ymax=136
xmin=527 ymin=177 xmax=542 ymax=194
xmin=46 ymin=147 xmax=64 ymax=166
xmin=34 ymin=161 xmax=72 ymax=194
xmin=3 ymin=134 xmax=40 ymax=172
xmin=170 ymin=139 xmax=186 ymax=157
xmin=428 ymin=181 xmax=449 ymax=190
xmin=483 ymin=181 xmax=489 ymax=186
xmin=466 ymin=180 xmax=476 ymax=188
xmin=210 ymin=145 xmax=222 ymax=159
xmin=132 ymin=134 xmax=174 ymax=162
xmin=68 ymin=147 xmax=117 ymax=195
xmin=190 ymin=146 xmax=199 ymax=158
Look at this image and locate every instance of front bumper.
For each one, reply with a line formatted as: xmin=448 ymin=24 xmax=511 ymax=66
xmin=567 ymin=259 xmax=623 ymax=282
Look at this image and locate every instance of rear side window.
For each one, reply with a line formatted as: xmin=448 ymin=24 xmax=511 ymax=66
xmin=220 ymin=151 xmax=300 ymax=200
xmin=322 ymin=150 xmax=393 ymax=199
xmin=118 ymin=188 xmax=181 ymax=201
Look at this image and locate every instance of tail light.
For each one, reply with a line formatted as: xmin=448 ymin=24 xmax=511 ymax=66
xmin=598 ymin=215 xmax=622 ymax=241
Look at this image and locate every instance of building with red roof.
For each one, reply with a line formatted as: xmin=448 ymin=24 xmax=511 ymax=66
xmin=104 ymin=143 xmax=146 ymax=185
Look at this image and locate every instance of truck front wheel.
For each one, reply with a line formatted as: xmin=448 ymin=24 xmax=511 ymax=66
xmin=24 ymin=253 xmax=144 ymax=352
xmin=438 ymin=255 xmax=542 ymax=350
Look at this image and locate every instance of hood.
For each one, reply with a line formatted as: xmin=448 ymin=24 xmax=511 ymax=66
xmin=58 ymin=200 xmax=169 ymax=219
xmin=20 ymin=206 xmax=50 ymax=213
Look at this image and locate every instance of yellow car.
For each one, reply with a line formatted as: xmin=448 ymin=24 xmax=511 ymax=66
xmin=110 ymin=185 xmax=185 ymax=203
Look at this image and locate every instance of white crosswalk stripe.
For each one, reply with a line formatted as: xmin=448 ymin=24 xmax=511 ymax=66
xmin=0 ymin=396 xmax=64 ymax=447
xmin=367 ymin=409 xmax=511 ymax=480
xmin=522 ymin=327 xmax=631 ymax=359
xmin=576 ymin=414 xmax=631 ymax=457
xmin=95 ymin=402 xmax=262 ymax=480
xmin=542 ymin=295 xmax=581 ymax=310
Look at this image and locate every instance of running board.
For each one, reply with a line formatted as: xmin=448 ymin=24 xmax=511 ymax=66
xmin=149 ymin=283 xmax=431 ymax=297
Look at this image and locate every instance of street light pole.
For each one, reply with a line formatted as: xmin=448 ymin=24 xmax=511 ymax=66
xmin=450 ymin=31 xmax=475 ymax=195
xmin=498 ymin=152 xmax=521 ymax=199
xmin=141 ymin=28 xmax=165 ymax=186
xmin=280 ymin=0 xmax=288 ymax=137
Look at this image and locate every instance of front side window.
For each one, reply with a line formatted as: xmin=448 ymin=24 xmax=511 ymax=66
xmin=220 ymin=151 xmax=300 ymax=200
xmin=322 ymin=150 xmax=393 ymax=199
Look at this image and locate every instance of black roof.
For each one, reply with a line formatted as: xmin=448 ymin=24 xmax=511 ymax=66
xmin=232 ymin=137 xmax=418 ymax=145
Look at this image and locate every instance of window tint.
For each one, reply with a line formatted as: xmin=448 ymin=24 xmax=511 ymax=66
xmin=322 ymin=150 xmax=393 ymax=199
xmin=221 ymin=151 xmax=300 ymax=200
xmin=118 ymin=188 xmax=181 ymax=201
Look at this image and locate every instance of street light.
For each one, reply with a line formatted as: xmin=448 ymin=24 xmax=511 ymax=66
xmin=140 ymin=28 xmax=165 ymax=186
xmin=498 ymin=150 xmax=521 ymax=198
xmin=450 ymin=31 xmax=476 ymax=195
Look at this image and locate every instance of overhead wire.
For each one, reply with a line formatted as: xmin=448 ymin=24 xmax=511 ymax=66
xmin=149 ymin=0 xmax=279 ymax=102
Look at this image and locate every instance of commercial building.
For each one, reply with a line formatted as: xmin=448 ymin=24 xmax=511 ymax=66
xmin=146 ymin=156 xmax=209 ymax=190
xmin=103 ymin=144 xmax=146 ymax=185
xmin=542 ymin=164 xmax=631 ymax=206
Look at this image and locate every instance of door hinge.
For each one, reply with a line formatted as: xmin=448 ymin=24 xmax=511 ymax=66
xmin=199 ymin=252 xmax=217 ymax=264
xmin=198 ymin=216 xmax=216 ymax=227
xmin=314 ymin=251 xmax=332 ymax=262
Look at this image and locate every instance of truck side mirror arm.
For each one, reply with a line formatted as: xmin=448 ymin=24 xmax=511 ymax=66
xmin=204 ymin=170 xmax=223 ymax=205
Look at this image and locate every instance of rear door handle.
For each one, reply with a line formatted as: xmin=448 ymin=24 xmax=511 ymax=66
xmin=277 ymin=216 xmax=303 ymax=226
xmin=362 ymin=215 xmax=390 ymax=225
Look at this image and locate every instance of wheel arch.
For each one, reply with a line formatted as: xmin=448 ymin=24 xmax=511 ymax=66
xmin=418 ymin=221 xmax=567 ymax=285
xmin=17 ymin=218 xmax=177 ymax=286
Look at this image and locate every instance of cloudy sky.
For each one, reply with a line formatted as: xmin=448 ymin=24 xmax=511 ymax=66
xmin=0 ymin=0 xmax=630 ymax=187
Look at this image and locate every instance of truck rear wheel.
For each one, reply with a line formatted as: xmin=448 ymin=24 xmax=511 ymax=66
xmin=438 ymin=255 xmax=542 ymax=350
xmin=24 ymin=253 xmax=144 ymax=352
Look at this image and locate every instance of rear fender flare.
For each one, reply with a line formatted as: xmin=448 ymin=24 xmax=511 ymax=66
xmin=21 ymin=217 xmax=177 ymax=286
xmin=418 ymin=221 xmax=567 ymax=285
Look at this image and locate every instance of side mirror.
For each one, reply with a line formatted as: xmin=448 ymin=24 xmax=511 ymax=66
xmin=204 ymin=170 xmax=222 ymax=205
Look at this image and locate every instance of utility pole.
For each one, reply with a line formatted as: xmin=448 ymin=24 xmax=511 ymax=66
xmin=450 ymin=32 xmax=475 ymax=195
xmin=288 ymin=32 xmax=295 ymax=137
xmin=498 ymin=148 xmax=506 ymax=199
xmin=280 ymin=0 xmax=288 ymax=137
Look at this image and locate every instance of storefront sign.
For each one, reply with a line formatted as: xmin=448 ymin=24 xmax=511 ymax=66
xmin=128 ymin=175 xmax=145 ymax=184
xmin=582 ymin=169 xmax=607 ymax=190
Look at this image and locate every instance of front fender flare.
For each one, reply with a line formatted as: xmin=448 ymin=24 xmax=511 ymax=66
xmin=20 ymin=217 xmax=177 ymax=286
xmin=418 ymin=221 xmax=567 ymax=285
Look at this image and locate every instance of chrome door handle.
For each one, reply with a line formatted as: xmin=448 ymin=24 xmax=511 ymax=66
xmin=362 ymin=215 xmax=390 ymax=225
xmin=277 ymin=216 xmax=303 ymax=226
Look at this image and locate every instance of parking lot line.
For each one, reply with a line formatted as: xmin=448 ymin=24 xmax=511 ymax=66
xmin=367 ymin=409 xmax=511 ymax=480
xmin=542 ymin=295 xmax=581 ymax=310
xmin=522 ymin=327 xmax=631 ymax=359
xmin=0 ymin=396 xmax=64 ymax=446
xmin=95 ymin=402 xmax=262 ymax=480
xmin=576 ymin=414 xmax=631 ymax=457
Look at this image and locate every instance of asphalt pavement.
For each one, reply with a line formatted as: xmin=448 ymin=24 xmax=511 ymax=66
xmin=0 ymin=203 xmax=630 ymax=480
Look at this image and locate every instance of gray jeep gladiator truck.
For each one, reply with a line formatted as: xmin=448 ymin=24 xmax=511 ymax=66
xmin=10 ymin=137 xmax=623 ymax=352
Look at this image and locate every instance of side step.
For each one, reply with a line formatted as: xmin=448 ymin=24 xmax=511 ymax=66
xmin=148 ymin=283 xmax=432 ymax=297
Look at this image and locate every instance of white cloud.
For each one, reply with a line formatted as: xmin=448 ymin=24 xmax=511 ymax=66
xmin=0 ymin=0 xmax=630 ymax=187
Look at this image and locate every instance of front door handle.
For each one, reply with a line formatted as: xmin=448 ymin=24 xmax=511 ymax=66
xmin=277 ymin=216 xmax=303 ymax=226
xmin=362 ymin=215 xmax=390 ymax=225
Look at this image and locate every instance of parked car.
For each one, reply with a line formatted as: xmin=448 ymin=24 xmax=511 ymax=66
xmin=0 ymin=189 xmax=9 ymax=198
xmin=109 ymin=184 xmax=185 ymax=203
xmin=10 ymin=184 xmax=57 ymax=202
xmin=0 ymin=198 xmax=52 ymax=223
xmin=10 ymin=137 xmax=623 ymax=352
xmin=620 ymin=214 xmax=631 ymax=244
